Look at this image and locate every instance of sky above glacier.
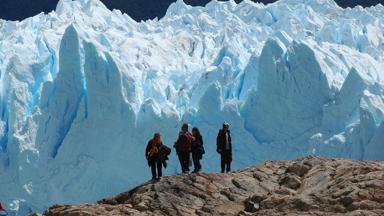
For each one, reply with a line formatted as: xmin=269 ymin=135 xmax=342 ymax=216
xmin=0 ymin=0 xmax=382 ymax=21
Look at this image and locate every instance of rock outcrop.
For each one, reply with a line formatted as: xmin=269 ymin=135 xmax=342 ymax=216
xmin=36 ymin=157 xmax=384 ymax=215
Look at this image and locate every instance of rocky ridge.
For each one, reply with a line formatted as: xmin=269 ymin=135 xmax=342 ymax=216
xmin=34 ymin=157 xmax=384 ymax=215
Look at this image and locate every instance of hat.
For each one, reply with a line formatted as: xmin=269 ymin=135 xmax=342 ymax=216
xmin=223 ymin=122 xmax=229 ymax=127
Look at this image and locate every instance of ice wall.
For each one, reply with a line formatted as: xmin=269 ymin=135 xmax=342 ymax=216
xmin=0 ymin=0 xmax=384 ymax=214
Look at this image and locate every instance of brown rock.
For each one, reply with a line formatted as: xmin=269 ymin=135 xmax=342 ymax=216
xmin=279 ymin=174 xmax=302 ymax=189
xmin=286 ymin=162 xmax=311 ymax=177
xmin=340 ymin=196 xmax=354 ymax=207
xmin=33 ymin=157 xmax=384 ymax=216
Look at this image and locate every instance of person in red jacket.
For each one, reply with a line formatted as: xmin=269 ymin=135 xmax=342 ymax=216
xmin=174 ymin=123 xmax=195 ymax=173
xmin=0 ymin=202 xmax=8 ymax=216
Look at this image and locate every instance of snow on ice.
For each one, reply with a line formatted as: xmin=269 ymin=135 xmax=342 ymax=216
xmin=0 ymin=0 xmax=383 ymax=214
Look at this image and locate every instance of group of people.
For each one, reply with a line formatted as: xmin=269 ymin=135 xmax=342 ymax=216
xmin=145 ymin=122 xmax=232 ymax=181
xmin=174 ymin=124 xmax=205 ymax=174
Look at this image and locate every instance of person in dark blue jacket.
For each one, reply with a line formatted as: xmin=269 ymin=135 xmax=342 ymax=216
xmin=216 ymin=122 xmax=232 ymax=173
xmin=191 ymin=127 xmax=204 ymax=173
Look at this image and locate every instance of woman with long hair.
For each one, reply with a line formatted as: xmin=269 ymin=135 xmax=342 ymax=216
xmin=191 ymin=127 xmax=204 ymax=173
xmin=145 ymin=133 xmax=163 ymax=181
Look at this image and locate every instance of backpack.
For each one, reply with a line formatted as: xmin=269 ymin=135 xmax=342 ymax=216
xmin=200 ymin=145 xmax=205 ymax=155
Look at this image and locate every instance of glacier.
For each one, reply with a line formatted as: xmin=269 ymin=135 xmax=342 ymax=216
xmin=0 ymin=0 xmax=384 ymax=214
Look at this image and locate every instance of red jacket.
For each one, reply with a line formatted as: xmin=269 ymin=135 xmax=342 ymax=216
xmin=0 ymin=202 xmax=6 ymax=212
xmin=0 ymin=203 xmax=7 ymax=216
xmin=175 ymin=131 xmax=194 ymax=152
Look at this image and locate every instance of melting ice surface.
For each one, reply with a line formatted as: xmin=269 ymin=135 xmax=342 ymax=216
xmin=0 ymin=0 xmax=384 ymax=214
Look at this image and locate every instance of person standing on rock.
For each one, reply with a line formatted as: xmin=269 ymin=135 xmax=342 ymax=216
xmin=145 ymin=133 xmax=164 ymax=181
xmin=174 ymin=123 xmax=195 ymax=173
xmin=191 ymin=127 xmax=204 ymax=173
xmin=217 ymin=122 xmax=232 ymax=173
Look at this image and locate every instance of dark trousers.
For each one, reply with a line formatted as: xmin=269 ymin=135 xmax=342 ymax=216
xmin=150 ymin=159 xmax=162 ymax=179
xmin=221 ymin=150 xmax=232 ymax=173
xmin=192 ymin=152 xmax=202 ymax=171
xmin=178 ymin=151 xmax=190 ymax=173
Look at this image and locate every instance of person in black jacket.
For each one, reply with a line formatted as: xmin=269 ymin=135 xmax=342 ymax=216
xmin=216 ymin=122 xmax=232 ymax=173
xmin=145 ymin=133 xmax=163 ymax=181
xmin=191 ymin=127 xmax=204 ymax=173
